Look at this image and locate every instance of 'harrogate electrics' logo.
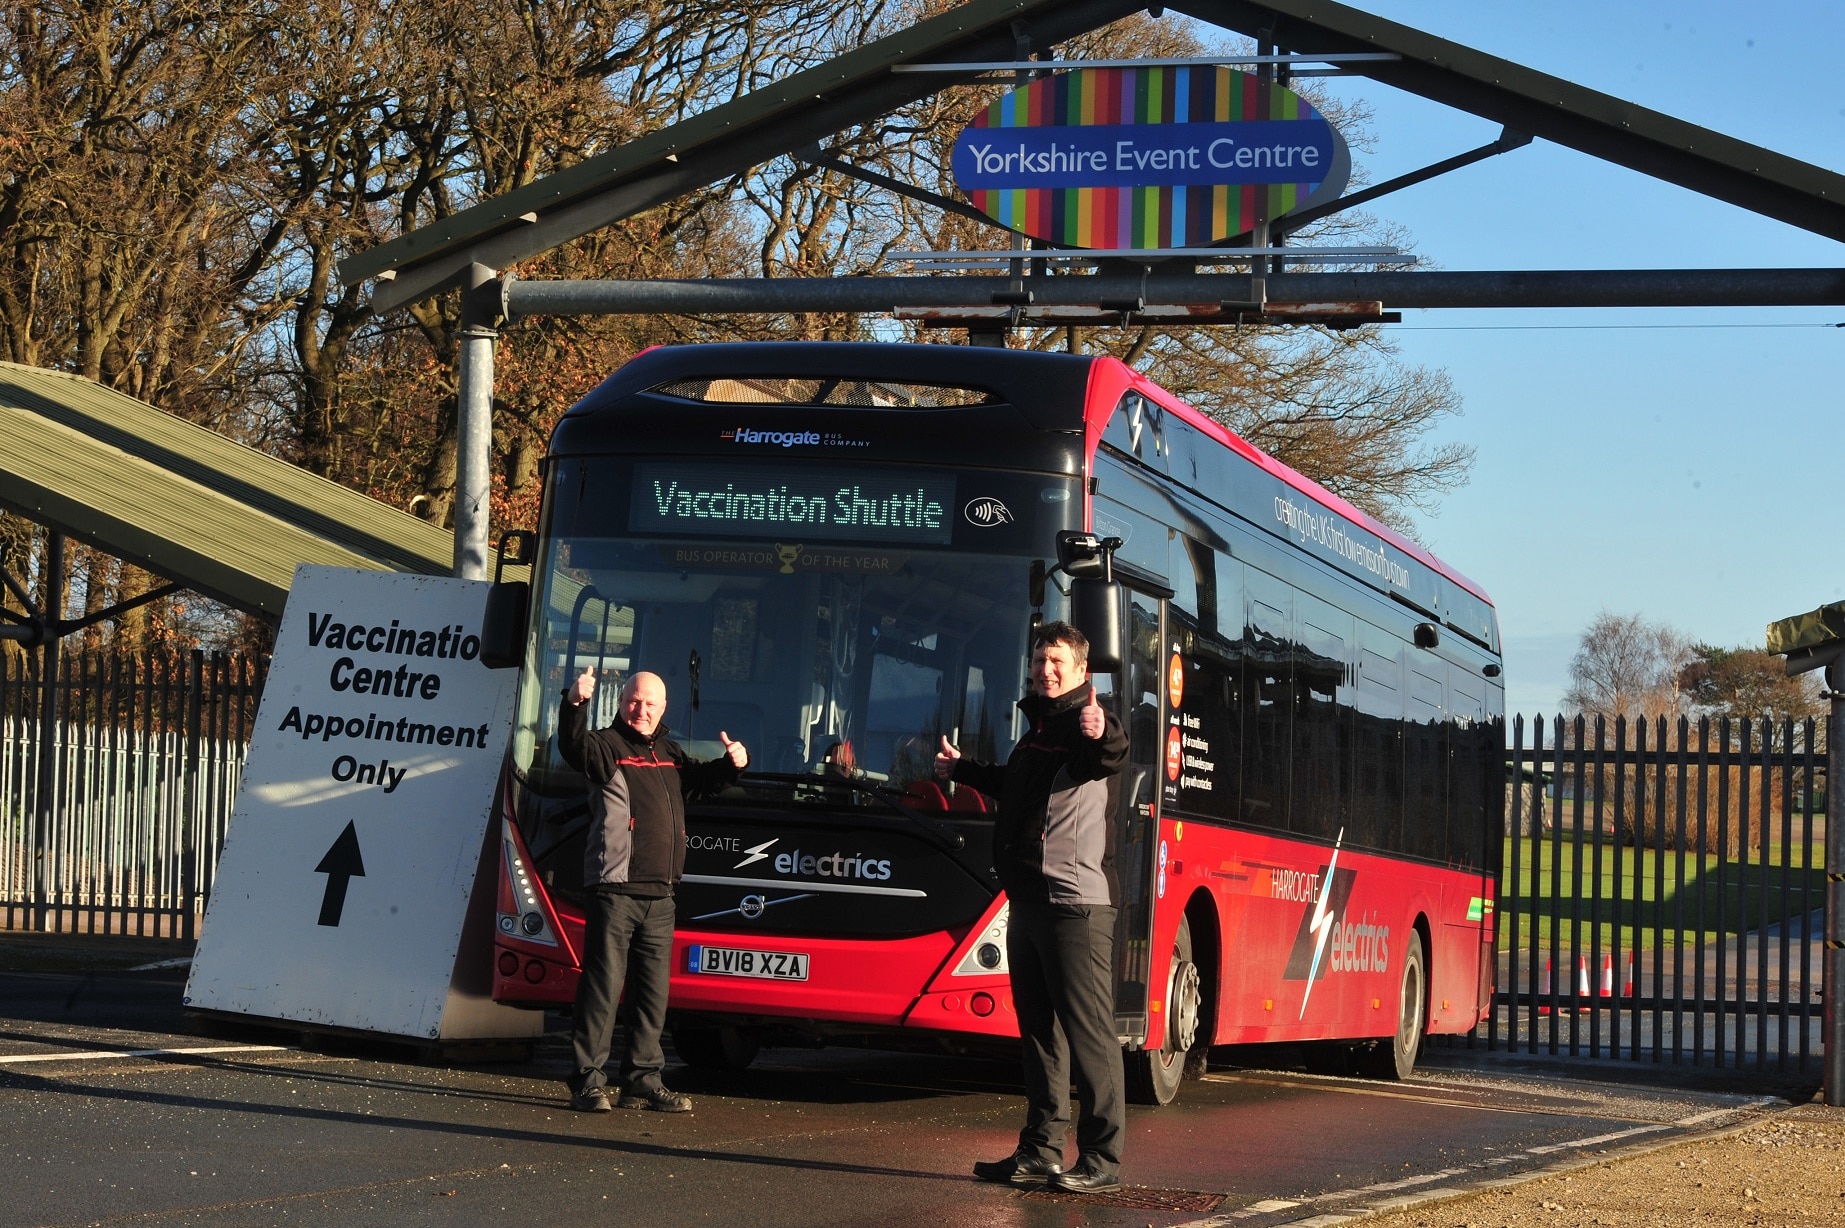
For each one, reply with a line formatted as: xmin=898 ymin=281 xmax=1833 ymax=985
xmin=1278 ymin=831 xmax=1389 ymax=1019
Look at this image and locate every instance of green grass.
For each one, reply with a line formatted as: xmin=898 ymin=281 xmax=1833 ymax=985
xmin=1495 ymin=833 xmax=1824 ymax=952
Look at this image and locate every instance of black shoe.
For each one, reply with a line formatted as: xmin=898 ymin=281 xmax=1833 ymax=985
xmin=972 ymin=1151 xmax=1062 ymax=1184
xmin=1049 ymin=1163 xmax=1120 ymax=1194
xmin=570 ymin=1087 xmax=612 ymax=1113
xmin=618 ymin=1086 xmax=693 ymax=1113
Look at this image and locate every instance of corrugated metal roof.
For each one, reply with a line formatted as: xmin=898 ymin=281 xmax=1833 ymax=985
xmin=0 ymin=363 xmax=456 ymax=617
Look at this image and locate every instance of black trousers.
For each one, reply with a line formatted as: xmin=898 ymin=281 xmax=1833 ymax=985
xmin=1007 ymin=899 xmax=1125 ymax=1175
xmin=570 ymin=891 xmax=675 ymax=1096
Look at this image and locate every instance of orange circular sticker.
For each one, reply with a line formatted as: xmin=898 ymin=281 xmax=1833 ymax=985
xmin=1167 ymin=652 xmax=1185 ymax=709
xmin=1165 ymin=726 xmax=1184 ymax=781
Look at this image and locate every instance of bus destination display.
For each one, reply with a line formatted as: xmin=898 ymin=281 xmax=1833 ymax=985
xmin=630 ymin=462 xmax=955 ymax=545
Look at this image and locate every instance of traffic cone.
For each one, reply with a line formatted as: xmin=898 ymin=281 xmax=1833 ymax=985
xmin=1599 ymin=953 xmax=1615 ymax=1000
xmin=1537 ymin=958 xmax=1553 ymax=1015
xmin=1574 ymin=956 xmax=1592 ymax=1012
xmin=1622 ymin=951 xmax=1636 ymax=998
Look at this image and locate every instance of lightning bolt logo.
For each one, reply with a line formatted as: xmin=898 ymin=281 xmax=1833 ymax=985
xmin=1298 ymin=828 xmax=1345 ymax=1020
xmin=734 ymin=838 xmax=776 ymax=870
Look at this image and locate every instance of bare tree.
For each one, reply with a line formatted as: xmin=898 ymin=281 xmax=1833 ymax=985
xmin=1563 ymin=611 xmax=1695 ymax=721
xmin=1 ymin=2 xmax=1480 ymax=647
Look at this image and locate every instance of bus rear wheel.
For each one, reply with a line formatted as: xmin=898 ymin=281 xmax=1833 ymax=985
xmin=672 ymin=1025 xmax=761 ymax=1071
xmin=1359 ymin=928 xmax=1425 ymax=1081
xmin=1125 ymin=915 xmax=1201 ymax=1106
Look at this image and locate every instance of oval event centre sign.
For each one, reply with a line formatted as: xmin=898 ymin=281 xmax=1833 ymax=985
xmin=952 ymin=66 xmax=1349 ymax=249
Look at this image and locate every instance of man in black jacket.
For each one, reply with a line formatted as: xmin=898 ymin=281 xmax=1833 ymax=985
xmin=936 ymin=621 xmax=1129 ymax=1193
xmin=559 ymin=667 xmax=748 ymax=1114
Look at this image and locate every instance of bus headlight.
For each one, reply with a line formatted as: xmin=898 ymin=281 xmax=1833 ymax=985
xmin=952 ymin=903 xmax=1010 ymax=976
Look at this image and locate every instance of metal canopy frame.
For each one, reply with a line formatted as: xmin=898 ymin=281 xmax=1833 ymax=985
xmin=337 ymin=0 xmax=1845 ymax=579
xmin=342 ymin=0 xmax=1147 ymax=314
xmin=341 ymin=0 xmax=1845 ymax=308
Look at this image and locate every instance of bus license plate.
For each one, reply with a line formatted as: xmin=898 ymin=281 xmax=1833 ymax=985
xmin=687 ymin=945 xmax=809 ymax=981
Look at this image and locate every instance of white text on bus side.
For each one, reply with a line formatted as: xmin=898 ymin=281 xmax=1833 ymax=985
xmin=1270 ymin=867 xmax=1320 ymax=904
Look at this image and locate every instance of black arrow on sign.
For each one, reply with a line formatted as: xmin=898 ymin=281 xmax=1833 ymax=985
xmin=314 ymin=820 xmax=366 ymax=927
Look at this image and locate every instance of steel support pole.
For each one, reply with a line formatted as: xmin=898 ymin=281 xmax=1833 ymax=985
xmin=32 ymin=531 xmax=63 ymax=933
xmin=504 ymin=269 xmax=1845 ymax=317
xmin=453 ymin=264 xmax=499 ymax=581
xmin=1825 ymin=659 xmax=1844 ymax=1104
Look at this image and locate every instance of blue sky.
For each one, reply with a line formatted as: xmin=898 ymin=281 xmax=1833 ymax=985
xmin=1259 ymin=1 xmax=1845 ymax=717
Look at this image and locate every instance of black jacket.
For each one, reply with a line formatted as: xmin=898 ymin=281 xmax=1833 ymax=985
xmin=951 ymin=688 xmax=1128 ymax=906
xmin=558 ymin=697 xmax=740 ymax=896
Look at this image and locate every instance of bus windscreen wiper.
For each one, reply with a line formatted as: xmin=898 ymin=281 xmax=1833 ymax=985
xmin=744 ymin=772 xmax=967 ymax=852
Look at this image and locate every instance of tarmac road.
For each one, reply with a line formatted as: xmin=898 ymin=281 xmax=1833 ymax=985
xmin=0 ymin=949 xmax=1803 ymax=1228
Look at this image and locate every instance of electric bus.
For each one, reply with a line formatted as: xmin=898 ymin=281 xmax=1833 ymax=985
xmin=483 ymin=341 xmax=1504 ymax=1102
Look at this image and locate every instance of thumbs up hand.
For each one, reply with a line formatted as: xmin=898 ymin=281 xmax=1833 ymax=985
xmin=934 ymin=735 xmax=962 ymax=780
xmin=1079 ymin=684 xmax=1106 ymax=740
xmin=719 ymin=730 xmax=749 ymax=770
xmin=567 ymin=666 xmax=596 ymax=705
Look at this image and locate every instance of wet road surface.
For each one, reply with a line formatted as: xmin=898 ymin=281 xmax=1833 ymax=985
xmin=0 ymin=966 xmax=1792 ymax=1228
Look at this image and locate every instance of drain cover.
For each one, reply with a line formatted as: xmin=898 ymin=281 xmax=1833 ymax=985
xmin=1022 ymin=1186 xmax=1224 ymax=1211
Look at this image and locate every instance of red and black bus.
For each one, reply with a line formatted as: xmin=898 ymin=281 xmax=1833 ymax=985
xmin=485 ymin=341 xmax=1503 ymax=1102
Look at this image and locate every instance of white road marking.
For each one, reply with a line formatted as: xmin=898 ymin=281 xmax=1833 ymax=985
xmin=1210 ymin=1200 xmax=1301 ymax=1219
xmin=1363 ymin=1188 xmax=1468 ymax=1212
xmin=1523 ymin=1123 xmax=1669 ymax=1154
xmin=1204 ymin=1072 xmax=1546 ymax=1116
xmin=1674 ymin=1096 xmax=1777 ymax=1127
xmin=1348 ymin=1168 xmax=1470 ymax=1194
xmin=0 ymin=1043 xmax=286 ymax=1066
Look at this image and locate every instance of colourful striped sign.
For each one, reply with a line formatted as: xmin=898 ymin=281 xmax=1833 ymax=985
xmin=952 ymin=67 xmax=1349 ymax=249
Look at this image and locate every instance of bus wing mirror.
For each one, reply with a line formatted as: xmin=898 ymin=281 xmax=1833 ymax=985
xmin=1055 ymin=530 xmax=1119 ymax=579
xmin=1070 ymin=576 xmax=1124 ymax=673
xmin=479 ymin=530 xmax=535 ymax=670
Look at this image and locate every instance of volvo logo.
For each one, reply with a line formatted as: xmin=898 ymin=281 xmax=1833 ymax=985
xmin=964 ymin=497 xmax=1013 ymax=527
xmin=738 ymin=894 xmax=766 ymax=920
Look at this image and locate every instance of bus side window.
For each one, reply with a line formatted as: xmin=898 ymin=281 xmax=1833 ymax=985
xmin=1449 ymin=664 xmax=1490 ymax=871
xmin=1295 ymin=593 xmax=1353 ymax=845
xmin=1242 ymin=567 xmax=1293 ymax=831
xmin=1165 ymin=613 xmax=1241 ymax=823
xmin=1353 ymin=620 xmax=1405 ymax=853
xmin=1405 ymin=653 xmax=1448 ymax=862
xmin=1172 ymin=533 xmax=1216 ymax=636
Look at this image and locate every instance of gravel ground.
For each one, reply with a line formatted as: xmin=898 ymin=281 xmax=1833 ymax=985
xmin=1352 ymin=1100 xmax=1845 ymax=1228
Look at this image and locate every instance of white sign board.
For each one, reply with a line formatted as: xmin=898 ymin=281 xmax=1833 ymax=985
xmin=186 ymin=566 xmax=539 ymax=1042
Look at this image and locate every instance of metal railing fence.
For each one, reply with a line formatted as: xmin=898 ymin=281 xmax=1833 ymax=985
xmin=0 ymin=650 xmax=264 ymax=938
xmin=0 ymin=672 xmax=1829 ymax=1078
xmin=1467 ymin=712 xmax=1827 ymax=1076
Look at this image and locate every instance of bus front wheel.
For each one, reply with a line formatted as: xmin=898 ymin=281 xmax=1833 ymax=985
xmin=1125 ymin=915 xmax=1201 ymax=1106
xmin=1359 ymin=928 xmax=1425 ymax=1081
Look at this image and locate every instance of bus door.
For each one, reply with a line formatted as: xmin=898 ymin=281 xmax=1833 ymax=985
xmin=1108 ymin=586 xmax=1166 ymax=1040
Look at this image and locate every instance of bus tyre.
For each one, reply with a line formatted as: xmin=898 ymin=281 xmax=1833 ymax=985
xmin=672 ymin=1025 xmax=761 ymax=1072
xmin=1125 ymin=915 xmax=1201 ymax=1106
xmin=1361 ymin=928 xmax=1425 ymax=1081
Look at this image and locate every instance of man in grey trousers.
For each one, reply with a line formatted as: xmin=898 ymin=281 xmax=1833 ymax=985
xmin=558 ymin=667 xmax=747 ymax=1113
xmin=937 ymin=621 xmax=1129 ymax=1193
